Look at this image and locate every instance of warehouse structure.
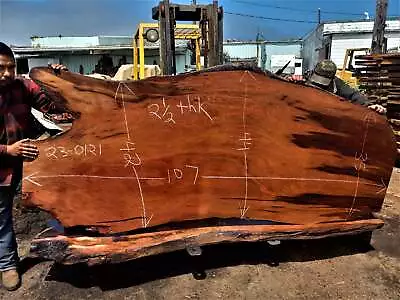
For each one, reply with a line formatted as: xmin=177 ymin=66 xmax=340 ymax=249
xmin=302 ymin=18 xmax=400 ymax=72
xmin=223 ymin=39 xmax=302 ymax=73
xmin=11 ymin=18 xmax=400 ymax=77
xmin=12 ymin=36 xmax=191 ymax=75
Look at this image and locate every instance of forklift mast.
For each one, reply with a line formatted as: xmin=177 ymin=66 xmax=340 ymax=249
xmin=152 ymin=0 xmax=223 ymax=75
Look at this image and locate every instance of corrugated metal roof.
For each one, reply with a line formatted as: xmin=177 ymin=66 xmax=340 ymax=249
xmin=13 ymin=42 xmax=188 ymax=56
xmin=14 ymin=46 xmax=134 ymax=53
xmin=144 ymin=39 xmax=189 ymax=49
xmin=30 ymin=36 xmax=134 ymax=48
xmin=223 ymin=43 xmax=258 ymax=59
xmin=323 ymin=20 xmax=400 ymax=34
xmin=224 ymin=39 xmax=302 ymax=45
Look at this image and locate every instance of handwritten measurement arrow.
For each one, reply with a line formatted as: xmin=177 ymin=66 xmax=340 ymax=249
xmin=237 ymin=71 xmax=257 ymax=219
xmin=239 ymin=70 xmax=257 ymax=83
xmin=23 ymin=172 xmax=42 ymax=187
xmin=143 ymin=214 xmax=153 ymax=228
xmin=202 ymin=175 xmax=387 ymax=189
xmin=114 ymin=82 xmax=152 ymax=228
xmin=348 ymin=111 xmax=377 ymax=219
xmin=240 ymin=206 xmax=250 ymax=219
xmin=114 ymin=83 xmax=131 ymax=141
xmin=363 ymin=111 xmax=377 ymax=125
xmin=376 ymin=178 xmax=387 ymax=194
xmin=23 ymin=172 xmax=166 ymax=187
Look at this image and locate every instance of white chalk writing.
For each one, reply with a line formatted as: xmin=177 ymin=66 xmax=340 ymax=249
xmin=176 ymin=95 xmax=214 ymax=121
xmin=45 ymin=144 xmax=102 ymax=159
xmin=120 ymin=141 xmax=141 ymax=167
xmin=148 ymin=98 xmax=176 ymax=124
xmin=237 ymin=71 xmax=257 ymax=218
xmin=148 ymin=95 xmax=213 ymax=125
xmin=347 ymin=111 xmax=377 ymax=218
xmin=185 ymin=165 xmax=199 ymax=184
xmin=236 ymin=132 xmax=252 ymax=151
xmin=167 ymin=165 xmax=200 ymax=185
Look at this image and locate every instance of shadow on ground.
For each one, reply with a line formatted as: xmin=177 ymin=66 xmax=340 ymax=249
xmin=26 ymin=233 xmax=373 ymax=291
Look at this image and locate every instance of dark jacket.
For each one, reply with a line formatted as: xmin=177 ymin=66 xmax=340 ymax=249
xmin=0 ymin=78 xmax=58 ymax=154
xmin=331 ymin=77 xmax=371 ymax=106
xmin=0 ymin=78 xmax=59 ymax=183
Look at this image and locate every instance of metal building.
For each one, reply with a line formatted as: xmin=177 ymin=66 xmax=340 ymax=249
xmin=12 ymin=36 xmax=191 ymax=76
xmin=302 ymin=19 xmax=400 ymax=72
xmin=223 ymin=40 xmax=302 ymax=73
xmin=265 ymin=41 xmax=302 ymax=73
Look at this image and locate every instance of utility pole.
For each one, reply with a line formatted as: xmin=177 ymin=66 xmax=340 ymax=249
xmin=159 ymin=0 xmax=175 ymax=75
xmin=317 ymin=8 xmax=321 ymax=24
xmin=191 ymin=0 xmax=197 ymax=66
xmin=371 ymin=0 xmax=388 ymax=54
xmin=192 ymin=0 xmax=197 ymax=24
xmin=256 ymin=29 xmax=261 ymax=67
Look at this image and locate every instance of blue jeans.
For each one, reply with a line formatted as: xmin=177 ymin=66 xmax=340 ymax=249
xmin=0 ymin=167 xmax=21 ymax=271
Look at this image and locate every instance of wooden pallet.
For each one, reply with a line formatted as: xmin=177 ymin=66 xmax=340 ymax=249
xmin=355 ymin=53 xmax=400 ymax=146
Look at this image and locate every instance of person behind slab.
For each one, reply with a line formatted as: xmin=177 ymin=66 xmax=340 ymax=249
xmin=289 ymin=60 xmax=386 ymax=115
xmin=0 ymin=42 xmax=72 ymax=291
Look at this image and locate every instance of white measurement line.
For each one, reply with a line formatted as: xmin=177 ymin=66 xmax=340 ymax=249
xmin=114 ymin=82 xmax=121 ymax=105
xmin=241 ymin=151 xmax=249 ymax=218
xmin=25 ymin=174 xmax=166 ymax=180
xmin=114 ymin=82 xmax=151 ymax=227
xmin=114 ymin=83 xmax=131 ymax=140
xmin=201 ymin=175 xmax=384 ymax=187
xmin=121 ymin=82 xmax=137 ymax=97
xmin=242 ymin=82 xmax=248 ymax=132
xmin=23 ymin=173 xmax=166 ymax=186
xmin=348 ymin=172 xmax=361 ymax=217
xmin=130 ymin=165 xmax=152 ymax=228
xmin=120 ymin=86 xmax=131 ymax=141
xmin=348 ymin=112 xmax=377 ymax=218
xmin=238 ymin=71 xmax=256 ymax=218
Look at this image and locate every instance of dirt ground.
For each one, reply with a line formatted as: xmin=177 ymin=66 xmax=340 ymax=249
xmin=0 ymin=170 xmax=399 ymax=300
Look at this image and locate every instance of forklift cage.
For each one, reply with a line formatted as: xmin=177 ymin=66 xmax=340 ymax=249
xmin=133 ymin=23 xmax=201 ymax=80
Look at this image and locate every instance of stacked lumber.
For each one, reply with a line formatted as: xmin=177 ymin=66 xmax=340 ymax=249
xmin=354 ymin=53 xmax=400 ymax=148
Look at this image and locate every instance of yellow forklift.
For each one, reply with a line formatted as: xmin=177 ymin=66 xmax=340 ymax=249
xmin=132 ymin=22 xmax=202 ymax=80
xmin=336 ymin=47 xmax=370 ymax=88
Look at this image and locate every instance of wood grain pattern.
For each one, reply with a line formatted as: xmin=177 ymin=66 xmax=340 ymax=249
xmin=24 ymin=66 xmax=396 ymax=238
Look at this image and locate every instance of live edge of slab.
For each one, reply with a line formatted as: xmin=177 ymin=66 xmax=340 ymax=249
xmin=30 ymin=219 xmax=383 ymax=265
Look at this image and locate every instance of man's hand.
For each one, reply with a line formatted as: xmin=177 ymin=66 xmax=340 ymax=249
xmin=49 ymin=64 xmax=68 ymax=71
xmin=6 ymin=139 xmax=39 ymax=161
xmin=368 ymin=104 xmax=386 ymax=115
xmin=45 ymin=112 xmax=74 ymax=123
xmin=48 ymin=64 xmax=68 ymax=75
xmin=284 ymin=74 xmax=306 ymax=83
xmin=51 ymin=112 xmax=74 ymax=123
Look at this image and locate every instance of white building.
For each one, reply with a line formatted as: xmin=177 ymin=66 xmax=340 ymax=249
xmin=302 ymin=19 xmax=400 ymax=72
xmin=12 ymin=36 xmax=191 ymax=75
xmin=223 ymin=40 xmax=302 ymax=73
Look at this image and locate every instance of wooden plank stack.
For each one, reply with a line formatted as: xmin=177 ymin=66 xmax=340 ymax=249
xmin=354 ymin=53 xmax=400 ymax=149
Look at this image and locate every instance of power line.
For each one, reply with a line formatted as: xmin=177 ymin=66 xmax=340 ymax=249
xmin=224 ymin=11 xmax=318 ymax=24
xmin=232 ymin=0 xmax=365 ymax=17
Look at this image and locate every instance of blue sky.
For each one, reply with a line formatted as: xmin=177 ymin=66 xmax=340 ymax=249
xmin=0 ymin=0 xmax=399 ymax=46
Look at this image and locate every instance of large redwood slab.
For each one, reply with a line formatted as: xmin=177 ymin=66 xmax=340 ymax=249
xmin=24 ymin=66 xmax=396 ymax=246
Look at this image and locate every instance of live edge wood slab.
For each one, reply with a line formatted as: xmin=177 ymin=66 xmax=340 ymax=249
xmin=24 ymin=65 xmax=396 ymax=265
